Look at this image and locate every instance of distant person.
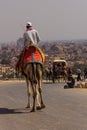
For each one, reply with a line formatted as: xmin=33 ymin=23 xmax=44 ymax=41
xmin=84 ymin=68 xmax=87 ymax=79
xmin=67 ymin=75 xmax=75 ymax=88
xmin=48 ymin=62 xmax=53 ymax=71
xmin=77 ymin=68 xmax=82 ymax=81
xmin=67 ymin=67 xmax=72 ymax=77
xmin=64 ymin=74 xmax=75 ymax=88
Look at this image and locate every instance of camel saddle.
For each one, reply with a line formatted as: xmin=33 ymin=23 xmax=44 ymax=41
xmin=16 ymin=45 xmax=45 ymax=72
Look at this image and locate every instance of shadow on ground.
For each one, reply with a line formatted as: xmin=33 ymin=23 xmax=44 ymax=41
xmin=0 ymin=108 xmax=30 ymax=114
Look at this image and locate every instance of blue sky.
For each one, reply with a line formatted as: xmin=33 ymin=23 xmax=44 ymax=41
xmin=0 ymin=0 xmax=87 ymax=42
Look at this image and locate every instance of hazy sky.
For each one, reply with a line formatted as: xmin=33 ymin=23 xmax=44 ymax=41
xmin=0 ymin=0 xmax=87 ymax=42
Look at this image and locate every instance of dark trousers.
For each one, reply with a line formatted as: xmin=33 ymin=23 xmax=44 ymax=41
xmin=67 ymin=82 xmax=74 ymax=88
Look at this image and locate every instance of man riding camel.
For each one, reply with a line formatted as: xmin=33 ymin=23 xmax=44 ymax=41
xmin=16 ymin=22 xmax=45 ymax=73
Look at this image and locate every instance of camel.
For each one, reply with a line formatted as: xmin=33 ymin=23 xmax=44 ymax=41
xmin=16 ymin=45 xmax=45 ymax=112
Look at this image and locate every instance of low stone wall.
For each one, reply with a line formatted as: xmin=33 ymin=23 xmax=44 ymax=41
xmin=75 ymin=82 xmax=87 ymax=88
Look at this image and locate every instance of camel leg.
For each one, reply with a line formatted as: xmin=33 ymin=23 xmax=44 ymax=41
xmin=26 ymin=78 xmax=31 ymax=108
xmin=38 ymin=79 xmax=45 ymax=109
xmin=36 ymin=88 xmax=41 ymax=109
xmin=31 ymin=83 xmax=37 ymax=112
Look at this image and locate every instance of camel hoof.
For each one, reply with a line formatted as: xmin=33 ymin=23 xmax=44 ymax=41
xmin=36 ymin=106 xmax=42 ymax=110
xmin=25 ymin=106 xmax=31 ymax=109
xmin=30 ymin=109 xmax=36 ymax=112
xmin=41 ymin=104 xmax=46 ymax=109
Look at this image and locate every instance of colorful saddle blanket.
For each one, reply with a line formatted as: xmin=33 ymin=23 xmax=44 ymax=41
xmin=23 ymin=45 xmax=45 ymax=64
xmin=16 ymin=45 xmax=45 ymax=71
xmin=16 ymin=45 xmax=45 ymax=73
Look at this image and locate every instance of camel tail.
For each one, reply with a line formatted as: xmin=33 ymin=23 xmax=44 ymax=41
xmin=32 ymin=63 xmax=37 ymax=84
